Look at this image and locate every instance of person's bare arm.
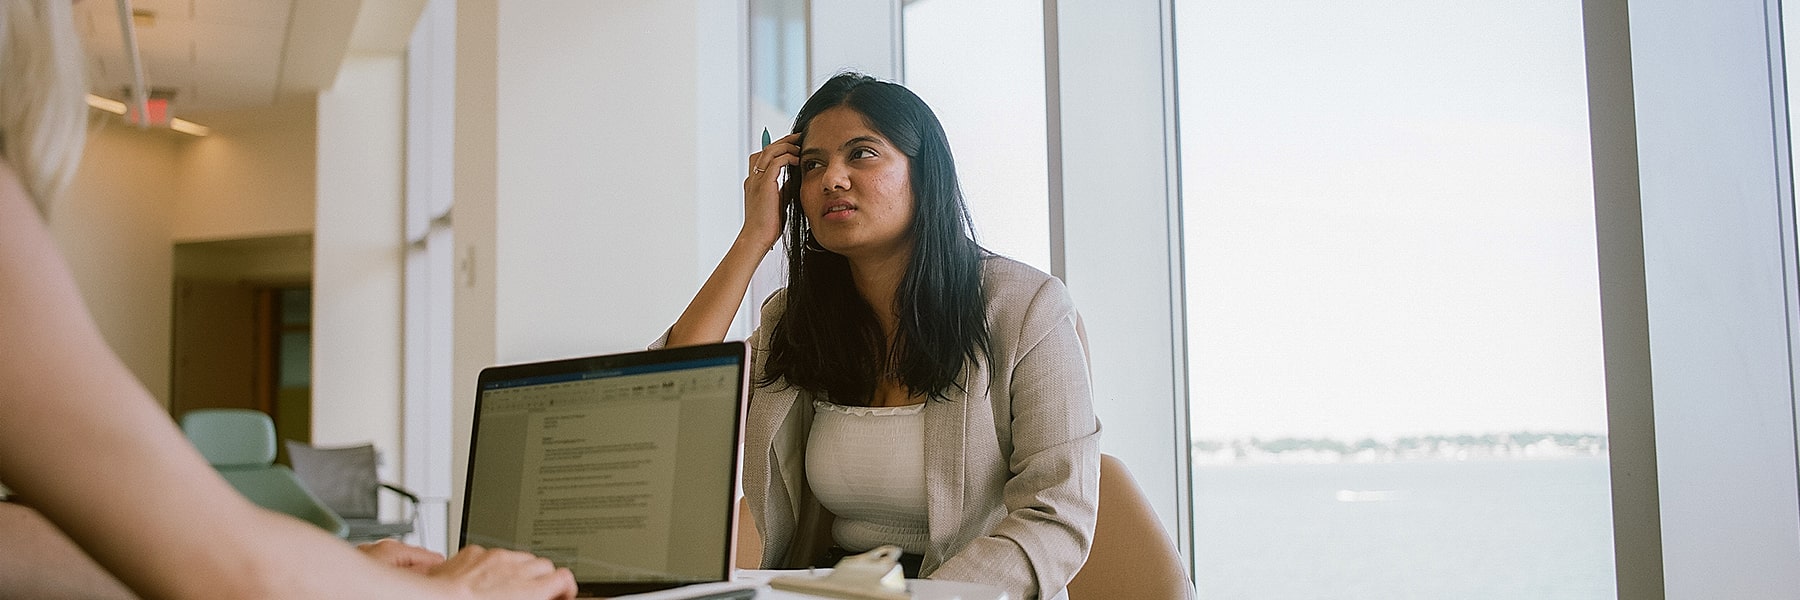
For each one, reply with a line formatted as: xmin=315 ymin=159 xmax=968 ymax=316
xmin=666 ymin=133 xmax=800 ymax=346
xmin=0 ymin=501 xmax=138 ymax=600
xmin=0 ymin=164 xmax=573 ymax=600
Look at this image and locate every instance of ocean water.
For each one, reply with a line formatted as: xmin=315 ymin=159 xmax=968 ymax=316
xmin=1192 ymin=457 xmax=1616 ymax=599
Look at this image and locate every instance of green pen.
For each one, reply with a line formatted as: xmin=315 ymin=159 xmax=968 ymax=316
xmin=761 ymin=127 xmax=772 ymax=148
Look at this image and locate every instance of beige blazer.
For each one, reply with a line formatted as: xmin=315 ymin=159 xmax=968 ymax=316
xmin=742 ymin=257 xmax=1101 ymax=600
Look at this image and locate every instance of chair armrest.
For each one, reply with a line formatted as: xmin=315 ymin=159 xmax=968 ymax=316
xmin=377 ymin=482 xmax=420 ymax=505
xmin=377 ymin=482 xmax=422 ymax=522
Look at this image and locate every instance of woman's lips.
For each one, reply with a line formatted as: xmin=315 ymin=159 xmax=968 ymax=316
xmin=821 ymin=201 xmax=856 ymax=222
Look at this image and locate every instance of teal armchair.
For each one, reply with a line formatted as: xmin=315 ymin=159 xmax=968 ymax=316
xmin=179 ymin=409 xmax=349 ymax=538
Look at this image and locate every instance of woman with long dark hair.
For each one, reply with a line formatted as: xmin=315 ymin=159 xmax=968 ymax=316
xmin=667 ymin=72 xmax=1099 ymax=600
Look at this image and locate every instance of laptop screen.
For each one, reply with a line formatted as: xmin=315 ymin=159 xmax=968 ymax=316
xmin=461 ymin=342 xmax=749 ymax=596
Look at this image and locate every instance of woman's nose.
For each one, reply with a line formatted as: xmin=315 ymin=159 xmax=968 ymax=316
xmin=821 ymin=161 xmax=850 ymax=191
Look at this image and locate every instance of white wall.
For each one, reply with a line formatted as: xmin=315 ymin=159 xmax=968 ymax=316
xmin=490 ymin=1 xmax=720 ymax=362
xmin=173 ymin=103 xmax=317 ymax=242
xmin=50 ymin=98 xmax=318 ymax=414
xmin=313 ymin=56 xmax=406 ymax=477
xmin=50 ymin=121 xmax=182 ymax=406
xmin=451 ymin=0 xmax=745 ymax=542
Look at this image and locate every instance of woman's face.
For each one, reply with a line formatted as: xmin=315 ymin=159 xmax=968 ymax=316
xmin=798 ymin=106 xmax=915 ymax=261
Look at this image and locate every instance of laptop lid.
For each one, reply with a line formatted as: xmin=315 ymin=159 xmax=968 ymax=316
xmin=460 ymin=342 xmax=750 ymax=597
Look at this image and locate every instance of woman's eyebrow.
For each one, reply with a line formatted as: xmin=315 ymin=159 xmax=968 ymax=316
xmin=801 ymin=135 xmax=886 ymax=158
xmin=841 ymin=135 xmax=883 ymax=148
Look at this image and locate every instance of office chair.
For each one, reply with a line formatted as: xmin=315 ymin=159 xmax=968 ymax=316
xmin=1066 ymin=453 xmax=1196 ymax=600
xmin=179 ymin=409 xmax=349 ymax=538
xmin=284 ymin=440 xmax=420 ymax=543
xmin=735 ymin=495 xmax=763 ymax=569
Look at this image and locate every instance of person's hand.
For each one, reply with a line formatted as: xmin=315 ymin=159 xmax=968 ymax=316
xmin=741 ymin=131 xmax=802 ymax=252
xmin=427 ymin=544 xmax=577 ymax=600
xmin=358 ymin=538 xmax=445 ymax=574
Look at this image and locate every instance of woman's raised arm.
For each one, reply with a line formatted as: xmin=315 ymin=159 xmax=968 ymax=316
xmin=666 ymin=132 xmax=800 ymax=346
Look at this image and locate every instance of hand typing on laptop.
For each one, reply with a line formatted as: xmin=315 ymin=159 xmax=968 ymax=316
xmin=361 ymin=539 xmax=453 ymax=574
xmin=362 ymin=539 xmax=581 ymax=599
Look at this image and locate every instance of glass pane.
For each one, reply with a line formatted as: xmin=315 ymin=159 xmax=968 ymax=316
xmin=745 ymin=0 xmax=810 ymax=335
xmin=1177 ymin=1 xmax=1615 ymax=597
xmin=750 ymin=0 xmax=808 ymax=137
xmin=279 ymin=331 xmax=311 ymax=389
xmin=902 ymin=0 xmax=1051 ymax=272
xmin=280 ymin=287 xmax=311 ymax=325
xmin=1788 ymin=2 xmax=1800 ymax=265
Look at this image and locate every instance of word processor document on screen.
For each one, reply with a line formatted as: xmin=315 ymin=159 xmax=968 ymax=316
xmin=465 ymin=356 xmax=741 ymax=581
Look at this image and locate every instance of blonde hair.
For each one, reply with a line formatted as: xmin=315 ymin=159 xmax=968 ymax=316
xmin=0 ymin=0 xmax=87 ymax=216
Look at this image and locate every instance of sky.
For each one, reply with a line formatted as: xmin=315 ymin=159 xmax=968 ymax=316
xmin=903 ymin=0 xmax=1607 ymax=441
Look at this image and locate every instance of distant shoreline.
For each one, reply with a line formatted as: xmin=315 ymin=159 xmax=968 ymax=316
xmin=1192 ymin=432 xmax=1608 ymax=465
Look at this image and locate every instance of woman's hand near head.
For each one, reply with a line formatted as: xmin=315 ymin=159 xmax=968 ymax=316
xmin=740 ymin=132 xmax=801 ymax=253
xmin=668 ymin=131 xmax=803 ymax=347
xmin=427 ymin=545 xmax=578 ymax=600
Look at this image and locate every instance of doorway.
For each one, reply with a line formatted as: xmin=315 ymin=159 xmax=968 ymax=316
xmin=170 ymin=235 xmax=313 ymax=461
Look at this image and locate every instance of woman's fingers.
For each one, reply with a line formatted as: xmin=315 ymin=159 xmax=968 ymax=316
xmin=740 ymin=133 xmax=802 ymax=250
xmin=747 ymin=132 xmax=803 ymax=177
xmin=358 ymin=538 xmax=446 ymax=574
xmin=429 ymin=545 xmax=577 ymax=600
xmin=538 ymin=568 xmax=578 ymax=600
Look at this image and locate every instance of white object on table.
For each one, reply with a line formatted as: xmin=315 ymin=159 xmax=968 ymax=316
xmin=768 ymin=545 xmax=909 ymax=600
xmin=736 ymin=570 xmax=1008 ymax=600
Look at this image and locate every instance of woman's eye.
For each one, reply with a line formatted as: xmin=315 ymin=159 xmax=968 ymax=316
xmin=850 ymin=147 xmax=877 ymax=160
xmin=800 ymin=159 xmax=823 ymax=171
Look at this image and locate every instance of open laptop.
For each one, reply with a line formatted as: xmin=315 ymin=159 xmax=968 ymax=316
xmin=460 ymin=342 xmax=753 ymax=598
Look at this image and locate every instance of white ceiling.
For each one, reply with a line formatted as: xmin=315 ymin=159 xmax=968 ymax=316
xmin=74 ymin=0 xmax=374 ymax=117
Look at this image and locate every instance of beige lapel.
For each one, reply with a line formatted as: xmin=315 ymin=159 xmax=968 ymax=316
xmin=923 ymin=353 xmax=989 ymax=560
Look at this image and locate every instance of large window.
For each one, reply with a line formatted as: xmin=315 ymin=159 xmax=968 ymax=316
xmin=1178 ymin=1 xmax=1614 ymax=597
xmin=902 ymin=0 xmax=1051 ymax=271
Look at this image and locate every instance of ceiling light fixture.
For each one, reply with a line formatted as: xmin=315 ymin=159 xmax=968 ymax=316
xmin=169 ymin=118 xmax=211 ymax=137
xmin=85 ymin=94 xmax=127 ymax=115
xmin=91 ymin=0 xmax=209 ymax=138
xmin=85 ymin=93 xmax=211 ymax=137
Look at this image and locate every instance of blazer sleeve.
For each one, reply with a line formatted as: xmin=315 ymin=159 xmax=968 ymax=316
xmin=931 ymin=275 xmax=1101 ymax=600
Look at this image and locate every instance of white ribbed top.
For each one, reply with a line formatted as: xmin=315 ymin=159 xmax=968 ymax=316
xmin=805 ymin=399 xmax=930 ymax=555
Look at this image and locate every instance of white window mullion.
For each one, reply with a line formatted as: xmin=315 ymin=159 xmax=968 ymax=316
xmin=1044 ymin=0 xmax=1191 ymax=561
